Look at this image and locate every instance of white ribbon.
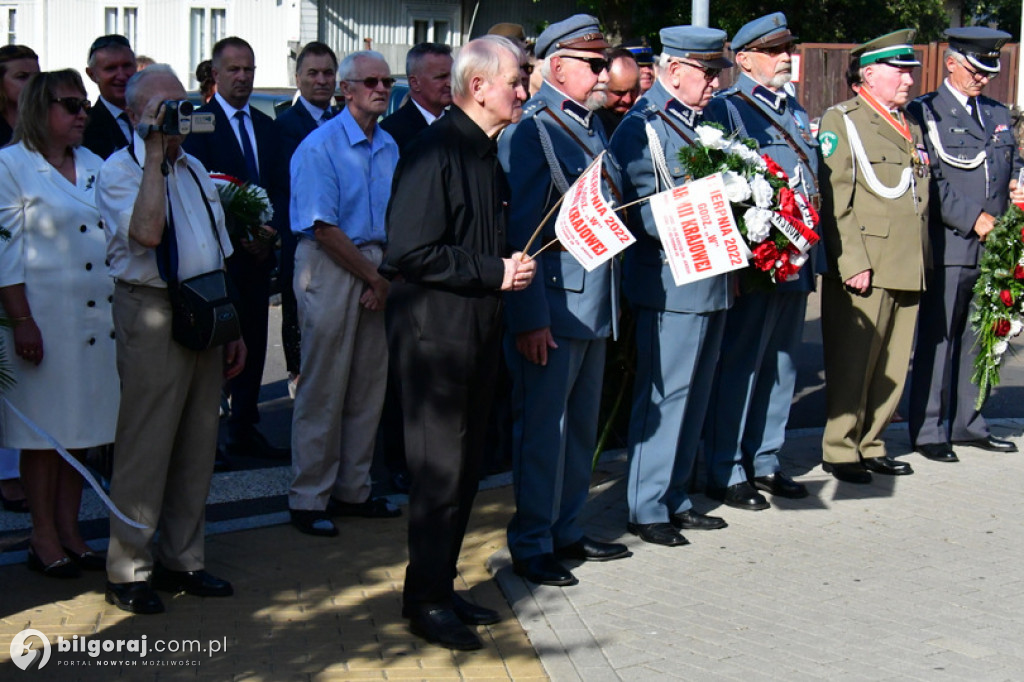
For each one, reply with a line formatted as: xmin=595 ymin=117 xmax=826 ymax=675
xmin=842 ymin=113 xmax=915 ymax=201
xmin=2 ymin=398 xmax=147 ymax=529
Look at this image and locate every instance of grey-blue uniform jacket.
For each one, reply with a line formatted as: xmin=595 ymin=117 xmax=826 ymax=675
xmin=908 ymin=82 xmax=1024 ymax=267
xmin=498 ymin=82 xmax=616 ymax=340
xmin=706 ymin=74 xmax=823 ymax=291
xmin=608 ymin=80 xmax=732 ymax=313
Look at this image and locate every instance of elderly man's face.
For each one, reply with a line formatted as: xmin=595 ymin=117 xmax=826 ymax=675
xmin=87 ymin=46 xmax=137 ymax=107
xmin=863 ymin=63 xmax=915 ymax=109
xmin=604 ymin=57 xmax=640 ymax=114
xmin=667 ymin=58 xmax=720 ymax=111
xmin=482 ymin=49 xmax=528 ymax=126
xmin=739 ymin=44 xmax=794 ymax=90
xmin=342 ymin=56 xmax=392 ymax=121
xmin=945 ymin=54 xmax=993 ymax=98
xmin=549 ymin=50 xmax=609 ymax=107
xmin=410 ymin=52 xmax=453 ymax=114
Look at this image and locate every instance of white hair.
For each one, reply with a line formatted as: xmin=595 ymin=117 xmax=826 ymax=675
xmin=452 ymin=35 xmax=522 ymax=99
xmin=125 ymin=63 xmax=179 ymax=111
xmin=337 ymin=50 xmax=388 ymax=82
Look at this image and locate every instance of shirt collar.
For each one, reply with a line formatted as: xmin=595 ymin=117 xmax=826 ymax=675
xmin=665 ymin=98 xmax=699 ymax=128
xmin=411 ymin=98 xmax=441 ymax=125
xmin=543 ymin=81 xmax=594 ymax=129
xmin=298 ymin=95 xmax=329 ymax=123
xmin=100 ymin=97 xmax=125 ymax=119
xmin=215 ymin=92 xmax=251 ymax=120
xmin=942 ymin=79 xmax=971 ymax=110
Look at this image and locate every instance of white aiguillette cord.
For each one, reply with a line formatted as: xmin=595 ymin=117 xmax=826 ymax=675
xmin=2 ymin=398 xmax=147 ymax=529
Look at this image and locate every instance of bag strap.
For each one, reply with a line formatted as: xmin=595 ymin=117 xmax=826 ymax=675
xmin=733 ymin=90 xmax=819 ymax=196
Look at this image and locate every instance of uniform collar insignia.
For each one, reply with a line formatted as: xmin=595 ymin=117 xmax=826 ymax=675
xmin=665 ymin=98 xmax=699 ymax=128
xmin=561 ymin=99 xmax=593 ymax=128
xmin=751 ymin=85 xmax=786 ymax=113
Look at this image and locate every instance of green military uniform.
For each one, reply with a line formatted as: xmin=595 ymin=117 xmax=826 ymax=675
xmin=818 ymin=32 xmax=930 ymax=467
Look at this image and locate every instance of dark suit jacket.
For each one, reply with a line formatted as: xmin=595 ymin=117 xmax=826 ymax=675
xmin=380 ymin=100 xmax=429 ymax=153
xmin=83 ymin=99 xmax=130 ymax=160
xmin=270 ymin=101 xmax=319 ymax=235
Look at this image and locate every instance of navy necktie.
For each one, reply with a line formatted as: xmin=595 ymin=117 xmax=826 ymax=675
xmin=117 ymin=112 xmax=132 ymax=144
xmin=969 ymin=97 xmax=984 ymax=129
xmin=234 ymin=110 xmax=260 ymax=183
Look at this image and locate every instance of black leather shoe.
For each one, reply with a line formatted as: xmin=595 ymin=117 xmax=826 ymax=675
xmin=707 ymin=481 xmax=770 ymax=511
xmin=671 ymin=510 xmax=728 ymax=530
xmin=452 ymin=592 xmax=501 ymax=625
xmin=327 ymin=496 xmax=401 ymax=518
xmin=62 ymin=545 xmax=107 ymax=571
xmin=915 ymin=443 xmax=959 ymax=462
xmin=554 ymin=536 xmax=631 ymax=562
xmin=408 ymin=606 xmax=482 ymax=650
xmin=225 ymin=424 xmax=290 ymax=460
xmin=626 ymin=522 xmax=689 ymax=547
xmin=823 ymin=461 xmax=872 ymax=483
xmin=512 ymin=554 xmax=578 ymax=586
xmin=753 ymin=472 xmax=809 ymax=499
xmin=151 ymin=565 xmax=233 ymax=597
xmin=954 ymin=436 xmax=1018 ymax=453
xmin=106 ymin=581 xmax=165 ymax=614
xmin=290 ymin=509 xmax=339 ymax=537
xmin=861 ymin=455 xmax=913 ymax=476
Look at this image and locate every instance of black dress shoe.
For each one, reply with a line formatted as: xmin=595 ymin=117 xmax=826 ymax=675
xmin=512 ymin=554 xmax=578 ymax=586
xmin=626 ymin=522 xmax=689 ymax=547
xmin=451 ymin=592 xmax=501 ymax=625
xmin=27 ymin=546 xmax=80 ymax=579
xmin=151 ymin=565 xmax=233 ymax=597
xmin=707 ymin=481 xmax=770 ymax=511
xmin=290 ymin=509 xmax=339 ymax=537
xmin=554 ymin=536 xmax=631 ymax=562
xmin=915 ymin=443 xmax=959 ymax=462
xmin=671 ymin=510 xmax=728 ymax=530
xmin=408 ymin=606 xmax=482 ymax=650
xmin=823 ymin=461 xmax=872 ymax=484
xmin=861 ymin=455 xmax=913 ymax=476
xmin=753 ymin=472 xmax=809 ymax=499
xmin=327 ymin=496 xmax=401 ymax=518
xmin=954 ymin=436 xmax=1019 ymax=453
xmin=106 ymin=581 xmax=165 ymax=614
xmin=62 ymin=545 xmax=107 ymax=571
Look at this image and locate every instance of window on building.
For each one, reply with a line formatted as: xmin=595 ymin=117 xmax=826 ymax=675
xmin=408 ymin=7 xmax=455 ymax=46
xmin=5 ymin=8 xmax=14 ymax=45
xmin=104 ymin=7 xmax=138 ymax=45
xmin=189 ymin=7 xmax=227 ymax=88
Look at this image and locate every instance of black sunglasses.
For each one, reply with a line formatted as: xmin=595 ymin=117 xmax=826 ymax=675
xmin=561 ymin=55 xmax=609 ymax=75
xmin=88 ymin=34 xmax=132 ymax=58
xmin=678 ymin=60 xmax=722 ymax=82
xmin=347 ymin=76 xmax=396 ymax=89
xmin=51 ymin=96 xmax=92 ymax=115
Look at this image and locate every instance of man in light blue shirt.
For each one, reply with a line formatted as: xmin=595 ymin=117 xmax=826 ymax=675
xmin=288 ymin=50 xmax=400 ymax=537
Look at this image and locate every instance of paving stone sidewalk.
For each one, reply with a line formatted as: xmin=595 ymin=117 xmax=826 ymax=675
xmin=493 ymin=419 xmax=1024 ymax=681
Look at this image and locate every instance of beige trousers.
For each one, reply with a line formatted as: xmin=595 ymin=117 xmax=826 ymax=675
xmin=106 ymin=283 xmax=223 ymax=583
xmin=289 ymin=240 xmax=387 ymax=510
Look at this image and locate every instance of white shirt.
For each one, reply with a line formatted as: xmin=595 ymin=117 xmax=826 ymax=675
xmin=298 ymin=96 xmax=330 ymax=126
xmin=96 ymin=135 xmax=233 ymax=287
xmin=214 ymin=91 xmax=260 ymax=174
xmin=943 ymin=79 xmax=972 ymax=112
xmin=411 ymin=98 xmax=442 ymax=126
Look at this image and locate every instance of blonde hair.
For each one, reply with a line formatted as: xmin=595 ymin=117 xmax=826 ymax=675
xmin=13 ymin=69 xmax=87 ymax=152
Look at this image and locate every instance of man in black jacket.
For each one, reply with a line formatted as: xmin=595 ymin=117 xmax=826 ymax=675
xmin=83 ymin=34 xmax=137 ymax=159
xmin=380 ymin=42 xmax=452 ymax=151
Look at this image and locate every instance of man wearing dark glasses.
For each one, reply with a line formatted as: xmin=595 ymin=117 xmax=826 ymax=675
xmin=498 ymin=14 xmax=629 ymax=589
xmin=908 ymin=27 xmax=1023 ymax=462
xmin=83 ymin=34 xmax=137 ymax=159
xmin=702 ymin=12 xmax=815 ymax=511
xmin=609 ymin=25 xmax=734 ymax=547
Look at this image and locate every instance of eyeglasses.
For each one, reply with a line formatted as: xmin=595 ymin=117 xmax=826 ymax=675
xmin=51 ymin=96 xmax=92 ymax=115
xmin=960 ymin=60 xmax=996 ymax=81
xmin=676 ymin=59 xmax=722 ymax=82
xmin=347 ymin=76 xmax=396 ymax=89
xmin=560 ymin=55 xmax=609 ymax=75
xmin=88 ymin=34 xmax=132 ymax=58
xmin=747 ymin=43 xmax=796 ymax=56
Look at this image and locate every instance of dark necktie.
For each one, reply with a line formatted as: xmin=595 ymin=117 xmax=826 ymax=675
xmin=234 ymin=110 xmax=260 ymax=183
xmin=969 ymin=97 xmax=984 ymax=129
xmin=116 ymin=112 xmax=131 ymax=144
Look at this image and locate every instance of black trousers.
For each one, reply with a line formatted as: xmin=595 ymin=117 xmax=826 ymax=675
xmin=391 ymin=284 xmax=502 ymax=608
xmin=226 ymin=250 xmax=273 ymax=426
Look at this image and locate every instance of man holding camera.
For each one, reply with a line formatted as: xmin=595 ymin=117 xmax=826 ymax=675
xmin=97 ymin=65 xmax=246 ymax=614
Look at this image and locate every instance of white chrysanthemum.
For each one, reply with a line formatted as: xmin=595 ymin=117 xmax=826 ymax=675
xmin=743 ymin=207 xmax=773 ymax=243
xmin=750 ymin=174 xmax=774 ymax=208
xmin=722 ymin=171 xmax=752 ymax=203
xmin=994 ymin=339 xmax=1009 ymax=356
xmin=1011 ymin=318 xmax=1024 ymax=337
xmin=696 ymin=125 xmax=727 ymax=149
